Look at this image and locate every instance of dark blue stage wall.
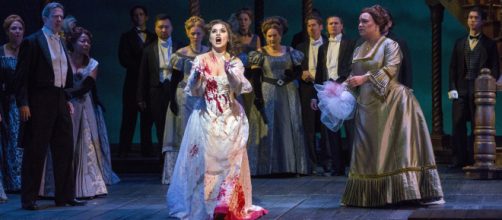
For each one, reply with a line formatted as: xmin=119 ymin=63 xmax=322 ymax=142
xmin=1 ymin=0 xmax=501 ymax=144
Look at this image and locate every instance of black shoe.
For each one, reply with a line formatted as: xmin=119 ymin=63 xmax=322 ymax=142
xmin=448 ymin=163 xmax=464 ymax=169
xmin=333 ymin=171 xmax=346 ymax=176
xmin=141 ymin=150 xmax=153 ymax=157
xmin=55 ymin=199 xmax=87 ymax=207
xmin=22 ymin=202 xmax=39 ymax=210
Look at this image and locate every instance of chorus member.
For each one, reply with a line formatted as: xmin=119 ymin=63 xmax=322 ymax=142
xmin=249 ymin=16 xmax=308 ymax=175
xmin=161 ymin=16 xmax=208 ymax=184
xmin=448 ymin=7 xmax=499 ymax=168
xmin=0 ymin=14 xmax=24 ymax=192
xmin=311 ymin=15 xmax=355 ymax=176
xmin=15 ymin=2 xmax=86 ymax=210
xmin=137 ymin=14 xmax=181 ymax=160
xmin=229 ymin=8 xmax=266 ymax=175
xmin=295 ymin=14 xmax=326 ymax=174
xmin=118 ymin=5 xmax=156 ymax=157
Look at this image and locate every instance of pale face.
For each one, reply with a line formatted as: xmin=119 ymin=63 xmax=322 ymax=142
xmin=238 ymin=13 xmax=251 ymax=31
xmin=7 ymin=21 xmax=24 ymax=45
xmin=155 ymin=19 xmax=172 ymax=40
xmin=43 ymin=7 xmax=64 ymax=33
xmin=306 ymin=19 xmax=323 ymax=40
xmin=187 ymin=26 xmax=204 ymax=44
xmin=467 ymin=11 xmax=483 ymax=32
xmin=132 ymin=8 xmax=147 ymax=27
xmin=209 ymin=23 xmax=229 ymax=51
xmin=326 ymin=17 xmax=343 ymax=37
xmin=73 ymin=33 xmax=91 ymax=56
xmin=265 ymin=28 xmax=282 ymax=48
xmin=358 ymin=12 xmax=379 ymax=40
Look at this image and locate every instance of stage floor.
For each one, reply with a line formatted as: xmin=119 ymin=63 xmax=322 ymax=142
xmin=0 ymin=165 xmax=502 ymax=219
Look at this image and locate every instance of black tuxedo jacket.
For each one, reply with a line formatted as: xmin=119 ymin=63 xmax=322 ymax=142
xmin=15 ymin=30 xmax=73 ymax=107
xmin=449 ymin=34 xmax=500 ymax=94
xmin=118 ymin=28 xmax=156 ymax=83
xmin=137 ymin=39 xmax=181 ymax=102
xmin=314 ymin=34 xmax=355 ymax=85
xmin=296 ymin=36 xmax=328 ymax=78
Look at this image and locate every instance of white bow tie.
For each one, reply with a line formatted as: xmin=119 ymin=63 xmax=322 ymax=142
xmin=311 ymin=39 xmax=322 ymax=46
xmin=50 ymin=34 xmax=60 ymax=41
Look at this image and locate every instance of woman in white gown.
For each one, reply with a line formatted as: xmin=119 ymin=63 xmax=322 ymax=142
xmin=166 ymin=19 xmax=267 ymax=219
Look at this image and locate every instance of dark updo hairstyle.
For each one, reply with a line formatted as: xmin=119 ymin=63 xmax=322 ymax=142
xmin=206 ymin=19 xmax=238 ymax=56
xmin=361 ymin=4 xmax=390 ymax=34
xmin=261 ymin=16 xmax=288 ymax=36
xmin=67 ymin=26 xmax=92 ymax=63
xmin=236 ymin=7 xmax=254 ymax=22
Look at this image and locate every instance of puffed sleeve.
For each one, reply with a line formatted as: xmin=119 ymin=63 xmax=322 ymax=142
xmin=226 ymin=57 xmax=252 ymax=95
xmin=248 ymin=50 xmax=264 ymax=67
xmin=289 ymin=47 xmax=305 ymax=66
xmin=87 ymin=58 xmax=99 ymax=72
xmin=367 ymin=40 xmax=402 ymax=97
xmin=184 ymin=55 xmax=204 ymax=97
xmin=168 ymin=52 xmax=184 ymax=71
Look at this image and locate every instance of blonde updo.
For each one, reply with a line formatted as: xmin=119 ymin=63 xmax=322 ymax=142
xmin=185 ymin=16 xmax=205 ymax=34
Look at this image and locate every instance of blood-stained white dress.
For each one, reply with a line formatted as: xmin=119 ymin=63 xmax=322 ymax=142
xmin=167 ymin=52 xmax=268 ymax=219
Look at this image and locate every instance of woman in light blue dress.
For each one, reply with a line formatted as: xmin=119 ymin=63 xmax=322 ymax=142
xmin=248 ymin=16 xmax=308 ymax=175
xmin=162 ymin=16 xmax=209 ymax=184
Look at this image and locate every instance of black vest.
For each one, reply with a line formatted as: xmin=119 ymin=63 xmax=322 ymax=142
xmin=464 ymin=39 xmax=482 ymax=80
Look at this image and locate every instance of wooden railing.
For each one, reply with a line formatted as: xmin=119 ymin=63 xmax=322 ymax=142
xmin=463 ymin=69 xmax=502 ymax=179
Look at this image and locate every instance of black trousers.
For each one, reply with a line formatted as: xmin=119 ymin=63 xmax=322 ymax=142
xmin=21 ymin=88 xmax=74 ymax=204
xmin=147 ymin=82 xmax=171 ymax=147
xmin=299 ymin=81 xmax=319 ymax=169
xmin=119 ymin=79 xmax=153 ymax=154
xmin=319 ymin=125 xmax=344 ymax=174
xmin=451 ymin=86 xmax=476 ymax=166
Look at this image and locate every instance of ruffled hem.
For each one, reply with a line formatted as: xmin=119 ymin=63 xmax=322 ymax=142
xmin=341 ymin=166 xmax=444 ymax=207
xmin=214 ymin=205 xmax=268 ymax=220
xmin=162 ymin=151 xmax=179 ymax=184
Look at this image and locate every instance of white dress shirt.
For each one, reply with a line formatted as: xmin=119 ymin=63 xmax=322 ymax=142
xmin=158 ymin=37 xmax=173 ymax=82
xmin=308 ymin=37 xmax=323 ymax=78
xmin=42 ymin=26 xmax=68 ymax=88
xmin=326 ymin=33 xmax=342 ymax=80
xmin=468 ymin=34 xmax=479 ymax=50
xmin=136 ymin=27 xmax=147 ymax=43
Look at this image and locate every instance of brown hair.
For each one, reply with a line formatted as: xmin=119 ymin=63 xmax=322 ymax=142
xmin=361 ymin=5 xmax=389 ymax=33
xmin=304 ymin=14 xmax=322 ymax=25
xmin=236 ymin=7 xmax=254 ymax=21
xmin=3 ymin=14 xmax=24 ymax=33
xmin=261 ymin=16 xmax=288 ymax=36
xmin=206 ymin=19 xmax=238 ymax=56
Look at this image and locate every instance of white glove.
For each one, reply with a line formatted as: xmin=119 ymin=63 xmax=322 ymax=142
xmin=448 ymin=90 xmax=458 ymax=100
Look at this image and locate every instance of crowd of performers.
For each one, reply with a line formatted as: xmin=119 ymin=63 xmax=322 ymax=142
xmin=2 ymin=1 xmax=499 ymax=219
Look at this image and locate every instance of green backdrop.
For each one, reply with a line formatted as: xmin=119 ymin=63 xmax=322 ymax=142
xmin=1 ymin=0 xmax=501 ymax=144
